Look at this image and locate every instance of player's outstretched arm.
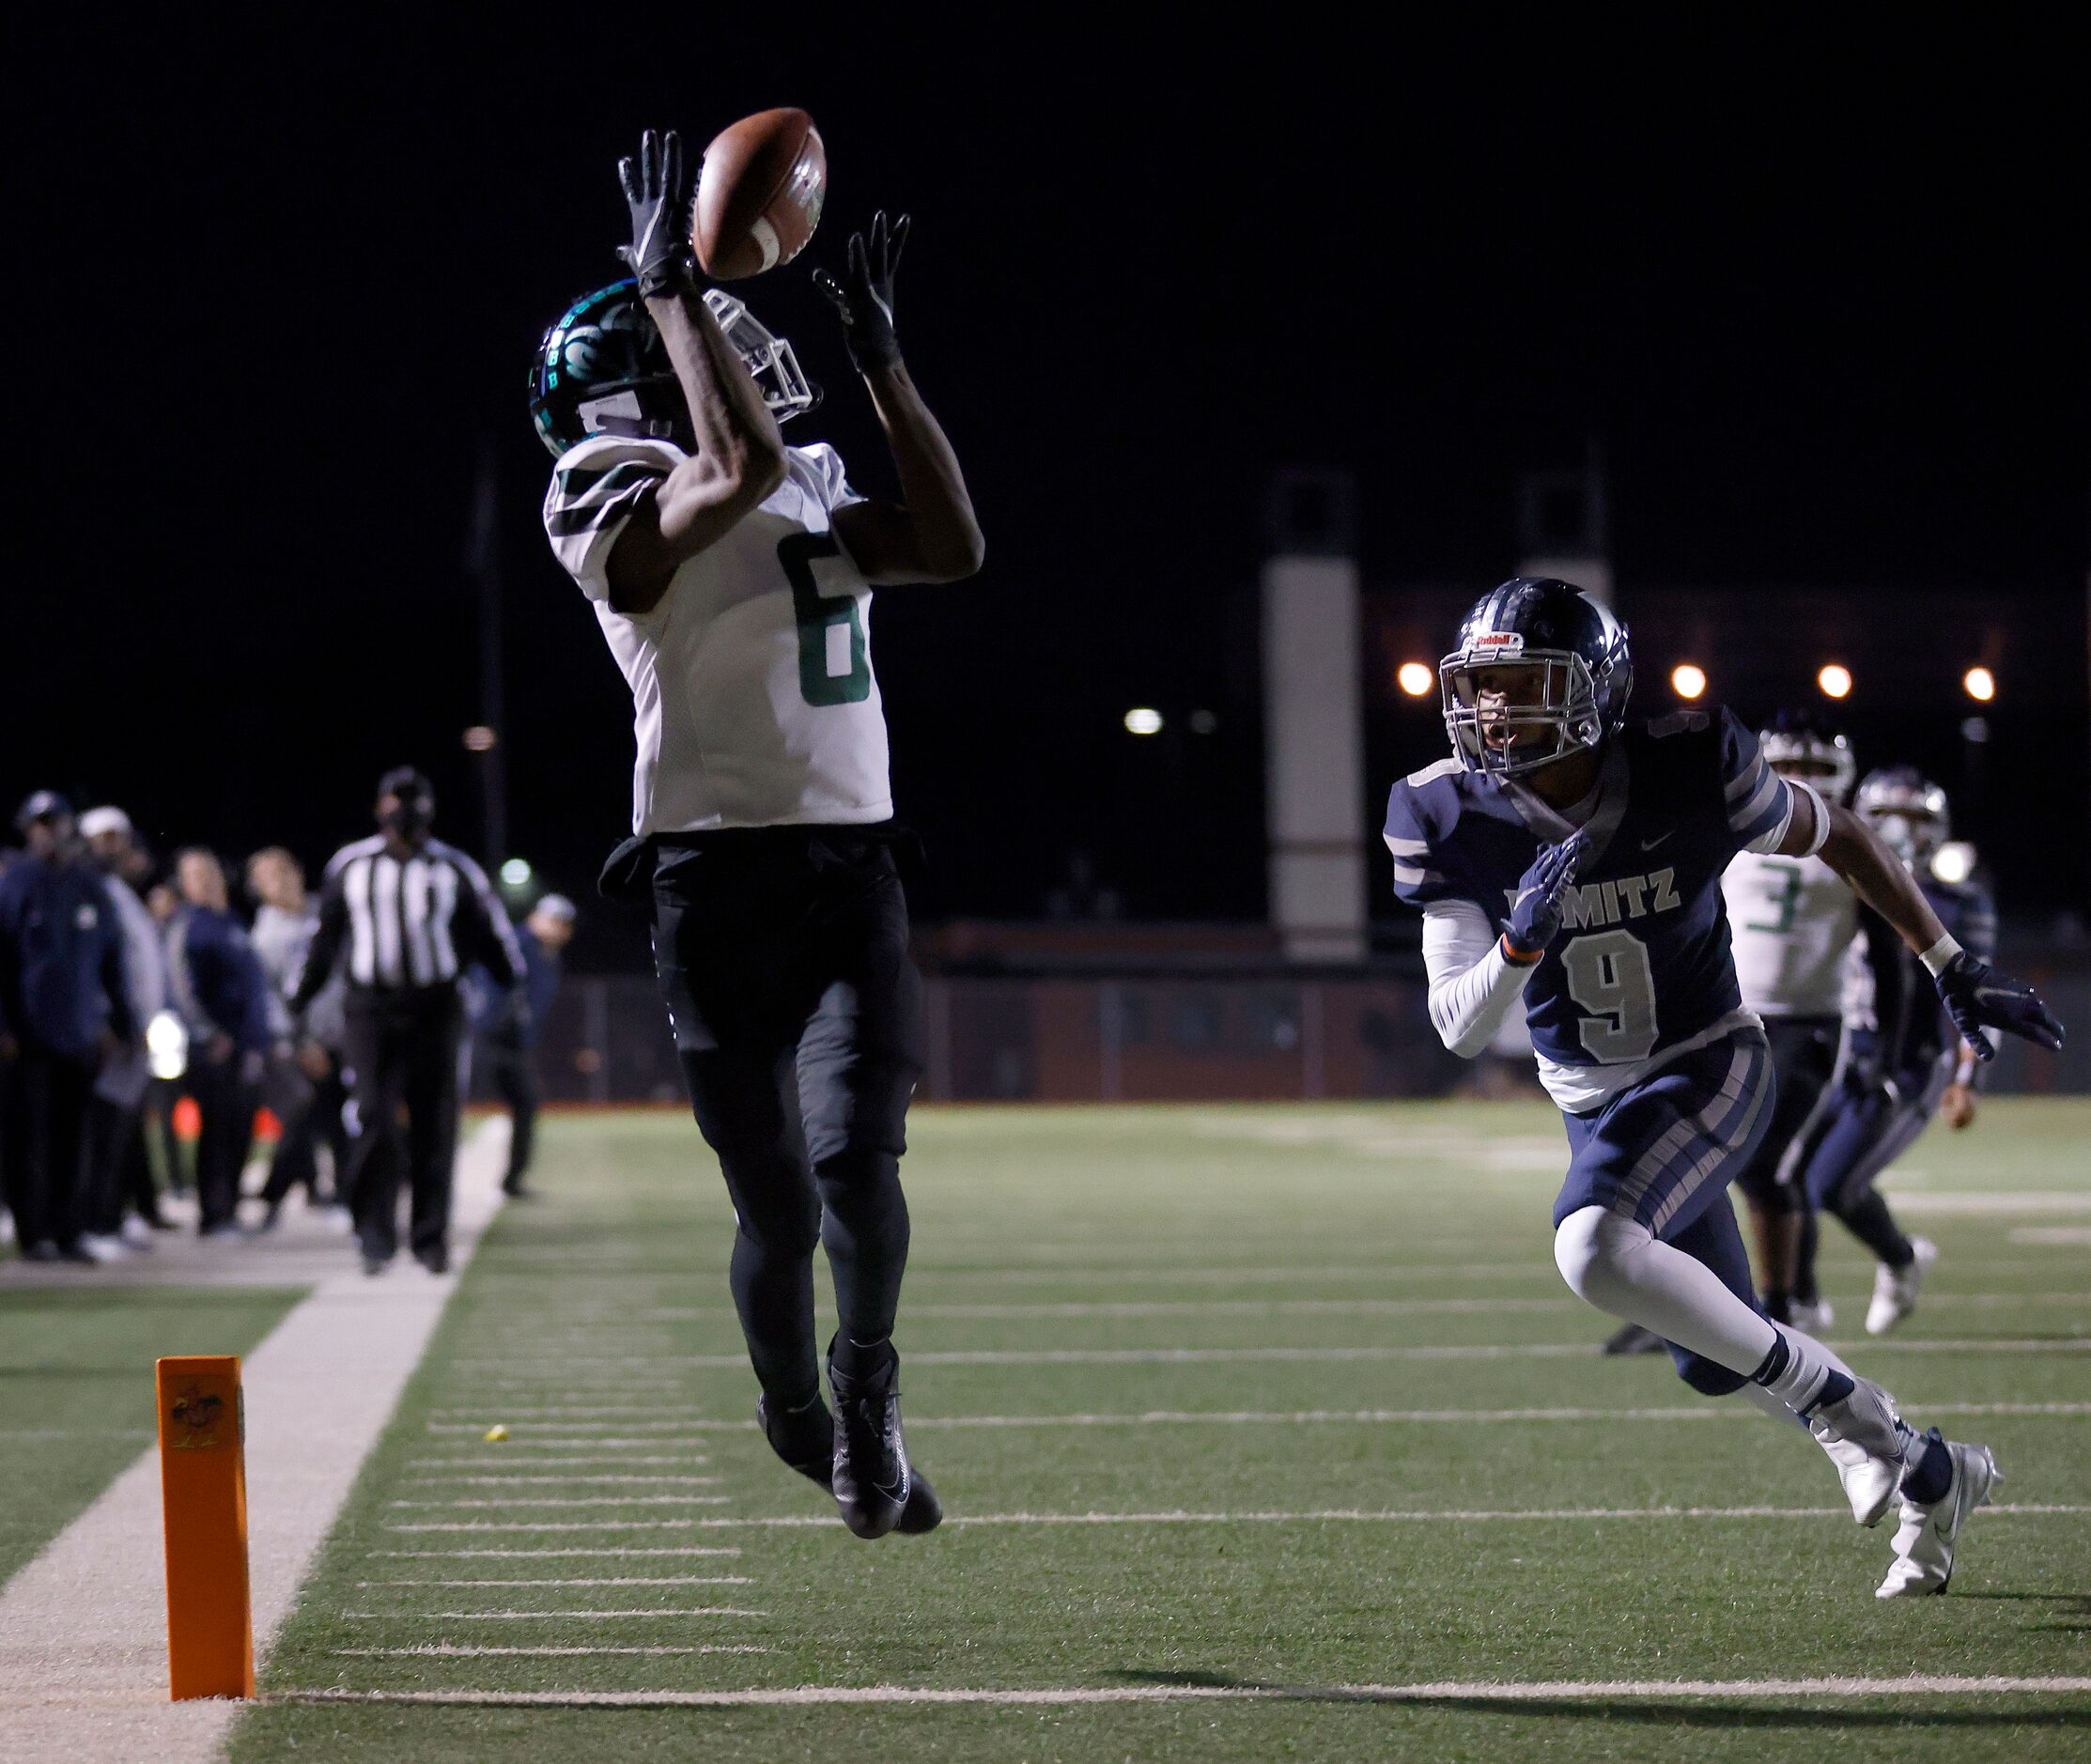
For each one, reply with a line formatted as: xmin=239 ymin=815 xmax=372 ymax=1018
xmin=608 ymin=130 xmax=788 ymax=613
xmin=816 ymin=213 xmax=985 ymax=585
xmin=1789 ymin=793 xmax=2064 ymax=1060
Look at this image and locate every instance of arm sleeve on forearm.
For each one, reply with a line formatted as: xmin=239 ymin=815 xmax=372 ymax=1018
xmin=1422 ymin=899 xmax=1534 ymax=1058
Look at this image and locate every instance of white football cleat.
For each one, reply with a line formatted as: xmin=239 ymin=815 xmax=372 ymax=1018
xmin=1807 ymin=1372 xmax=1907 ymax=1463
xmin=1876 ymin=1438 xmax=2001 ymax=1599
xmin=1809 ymin=1418 xmax=1900 ymax=1526
xmin=1866 ymin=1237 xmax=1937 ymax=1336
xmin=1787 ymin=1296 xmax=1835 ymax=1333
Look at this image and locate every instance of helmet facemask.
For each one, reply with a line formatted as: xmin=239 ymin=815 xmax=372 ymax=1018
xmin=702 ymin=289 xmax=818 ymax=426
xmin=1760 ymin=727 xmax=1857 ymax=804
xmin=1856 ymin=770 xmax=1950 ymax=867
xmin=1440 ymin=647 xmax=1618 ymax=780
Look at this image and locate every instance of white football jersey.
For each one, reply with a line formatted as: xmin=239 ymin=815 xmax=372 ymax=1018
xmin=544 ymin=435 xmax=891 ymax=835
xmin=1721 ymin=848 xmax=1856 ymax=1018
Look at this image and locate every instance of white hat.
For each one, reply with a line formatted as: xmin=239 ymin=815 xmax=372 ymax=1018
xmin=80 ymin=806 xmax=132 ymax=840
xmin=533 ymin=893 xmax=577 ymax=922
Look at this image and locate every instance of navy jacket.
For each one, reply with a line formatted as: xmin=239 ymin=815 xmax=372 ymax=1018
xmin=0 ymin=856 xmax=135 ymax=1060
xmin=168 ymin=905 xmax=274 ymax=1056
xmin=472 ymin=926 xmax=562 ymax=1050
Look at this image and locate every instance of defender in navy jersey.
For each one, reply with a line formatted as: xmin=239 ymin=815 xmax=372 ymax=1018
xmin=1386 ymin=579 xmax=2065 ymax=1596
xmin=1791 ymin=771 xmax=1994 ymax=1337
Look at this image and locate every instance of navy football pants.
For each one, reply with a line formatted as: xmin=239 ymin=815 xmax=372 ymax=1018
xmin=1557 ymin=1029 xmax=1776 ymax=1395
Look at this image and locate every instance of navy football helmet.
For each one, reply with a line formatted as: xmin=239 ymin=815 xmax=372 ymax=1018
xmin=1440 ymin=578 xmax=1634 ymax=779
xmin=529 ymin=279 xmax=817 ymax=458
xmin=1856 ymin=765 xmax=1950 ymax=865
xmin=1758 ymin=708 xmax=1857 ymax=804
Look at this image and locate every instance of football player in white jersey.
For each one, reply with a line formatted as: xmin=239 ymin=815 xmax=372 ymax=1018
xmin=1601 ymin=711 xmax=1861 ymax=1353
xmin=533 ymin=131 xmax=984 ymax=1540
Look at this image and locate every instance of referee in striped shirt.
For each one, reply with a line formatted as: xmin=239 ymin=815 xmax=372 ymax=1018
xmin=290 ymin=767 xmax=521 ymax=1274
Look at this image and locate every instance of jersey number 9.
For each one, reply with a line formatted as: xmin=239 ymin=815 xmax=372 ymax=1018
xmin=1562 ymin=928 xmax=1660 ymax=1062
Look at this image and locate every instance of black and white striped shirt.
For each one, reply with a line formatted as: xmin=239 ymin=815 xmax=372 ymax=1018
xmin=290 ymin=836 xmax=522 ymax=1010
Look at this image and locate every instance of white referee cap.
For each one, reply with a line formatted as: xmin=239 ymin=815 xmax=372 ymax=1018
xmin=80 ymin=805 xmax=132 ymax=840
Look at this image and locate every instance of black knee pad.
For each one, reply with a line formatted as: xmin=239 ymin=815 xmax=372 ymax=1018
xmin=1674 ymin=1352 xmax=1750 ymax=1398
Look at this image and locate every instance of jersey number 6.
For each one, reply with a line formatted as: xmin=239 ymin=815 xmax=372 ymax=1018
xmin=778 ymin=533 xmax=872 ymax=707
xmin=1562 ymin=928 xmax=1660 ymax=1062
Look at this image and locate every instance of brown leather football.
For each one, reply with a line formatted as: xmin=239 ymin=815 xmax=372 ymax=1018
xmin=692 ymin=109 xmax=827 ymax=281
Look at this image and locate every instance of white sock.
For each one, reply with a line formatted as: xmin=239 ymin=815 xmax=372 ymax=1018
xmin=1554 ymin=1206 xmax=1778 ymax=1377
xmin=1739 ymin=1381 xmax=1806 ymax=1430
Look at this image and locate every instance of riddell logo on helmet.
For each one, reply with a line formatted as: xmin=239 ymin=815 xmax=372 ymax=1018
xmin=1472 ymin=632 xmax=1525 ymax=657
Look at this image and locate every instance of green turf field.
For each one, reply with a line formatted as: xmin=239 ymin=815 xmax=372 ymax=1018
xmin=0 ymin=1283 xmax=303 ymax=1585
xmin=228 ymin=1101 xmax=2089 ymax=1761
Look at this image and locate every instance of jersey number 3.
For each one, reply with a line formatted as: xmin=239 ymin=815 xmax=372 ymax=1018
xmin=778 ymin=533 xmax=871 ymax=707
xmin=1562 ymin=928 xmax=1660 ymax=1062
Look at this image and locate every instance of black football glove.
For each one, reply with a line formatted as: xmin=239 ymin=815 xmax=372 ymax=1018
xmin=813 ymin=209 xmax=907 ymax=373
xmin=616 ymin=128 xmax=696 ymax=300
xmin=1932 ymin=951 xmax=2065 ymax=1060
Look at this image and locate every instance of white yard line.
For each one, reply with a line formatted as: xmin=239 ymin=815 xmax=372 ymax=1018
xmin=388 ymin=1496 xmax=732 ymax=1509
xmin=346 ymin=1606 xmax=767 ymax=1620
xmin=358 ymin=1577 xmax=755 ymax=1587
xmin=276 ymin=1673 xmax=2091 ymax=1708
xmin=0 ymin=1120 xmax=510 ymax=1763
xmin=898 ymin=1400 xmax=2091 ymax=1430
xmin=333 ymin=1645 xmax=767 ymax=1658
xmin=395 ymin=1502 xmax=2087 ymax=1534
xmin=403 ymin=1476 xmax=720 ymax=1486
xmin=372 ymin=1547 xmax=743 ymax=1559
xmin=406 ymin=1455 xmax=721 ymax=1467
xmin=2011 ymin=1227 xmax=2091 ymax=1245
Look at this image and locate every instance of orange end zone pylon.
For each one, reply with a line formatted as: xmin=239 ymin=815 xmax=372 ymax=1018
xmin=155 ymin=1355 xmax=255 ymax=1699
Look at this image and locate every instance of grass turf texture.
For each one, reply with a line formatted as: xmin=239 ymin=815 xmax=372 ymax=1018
xmin=0 ymin=1282 xmax=304 ymax=1583
xmin=229 ymin=1101 xmax=2091 ymax=1761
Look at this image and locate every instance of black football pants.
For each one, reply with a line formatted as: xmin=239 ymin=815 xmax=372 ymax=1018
xmin=187 ymin=1056 xmax=256 ymax=1233
xmin=2 ymin=1046 xmax=93 ymax=1250
xmin=649 ymin=830 xmax=922 ymax=1406
xmin=341 ymin=998 xmax=462 ymax=1261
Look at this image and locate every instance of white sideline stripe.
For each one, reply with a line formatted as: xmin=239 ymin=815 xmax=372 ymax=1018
xmin=375 ymin=1547 xmax=743 ymax=1559
xmin=404 ymin=1476 xmax=721 ymax=1486
xmin=346 ymin=1607 xmax=767 ymax=1620
xmin=390 ymin=1496 xmax=733 ymax=1509
xmin=1892 ymin=1191 xmax=2091 ymax=1214
xmin=276 ymin=1674 xmax=2091 ymax=1709
xmin=427 ymin=1421 xmax=715 ymax=1433
xmin=358 ymin=1577 xmax=756 ymax=1587
xmin=900 ymin=1400 xmax=2091 ymax=1430
xmin=333 ymin=1645 xmax=767 ymax=1658
xmin=431 ymin=1407 xmax=695 ymax=1419
xmin=0 ymin=1119 xmax=511 ymax=1762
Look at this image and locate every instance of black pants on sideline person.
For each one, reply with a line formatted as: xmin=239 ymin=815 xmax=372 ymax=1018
xmin=186 ymin=1054 xmax=256 ymax=1233
xmin=640 ymin=828 xmax=923 ymax=1408
xmin=260 ymin=1058 xmax=349 ymax=1210
xmin=2 ymin=1046 xmax=94 ymax=1252
xmin=85 ymin=1093 xmax=156 ymax=1235
xmin=341 ymin=998 xmax=462 ymax=1264
xmin=484 ymin=1041 xmax=538 ymax=1193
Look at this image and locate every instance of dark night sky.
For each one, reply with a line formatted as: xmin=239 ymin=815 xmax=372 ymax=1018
xmin=11 ymin=17 xmax=2087 ymax=965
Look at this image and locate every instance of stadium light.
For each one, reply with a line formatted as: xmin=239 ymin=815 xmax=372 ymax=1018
xmin=462 ymin=724 xmax=499 ymax=752
xmin=1931 ymin=841 xmax=1976 ymax=885
xmin=1962 ymin=666 xmax=1996 ymax=703
xmin=500 ymin=857 xmax=533 ymax=887
xmin=1669 ymin=663 xmax=1707 ymax=700
xmin=1817 ymin=663 xmax=1852 ymax=700
xmin=1123 ymin=707 xmax=1164 ymax=735
xmin=1396 ymin=661 xmax=1434 ymax=698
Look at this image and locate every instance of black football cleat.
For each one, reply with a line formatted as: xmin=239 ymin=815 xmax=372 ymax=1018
xmin=759 ymin=1389 xmax=836 ymax=1492
xmin=827 ymin=1338 xmax=940 ymax=1540
xmin=1602 ymin=1322 xmax=1666 ymax=1356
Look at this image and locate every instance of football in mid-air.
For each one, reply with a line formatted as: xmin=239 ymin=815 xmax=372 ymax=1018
xmin=692 ymin=108 xmax=827 ymax=281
